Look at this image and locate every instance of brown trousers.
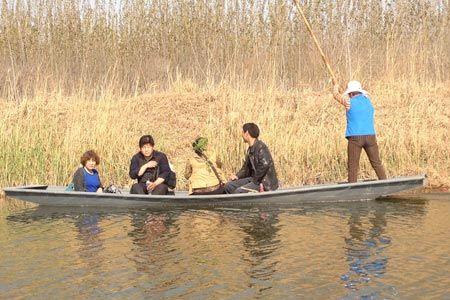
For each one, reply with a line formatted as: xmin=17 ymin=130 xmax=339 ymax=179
xmin=347 ymin=135 xmax=387 ymax=183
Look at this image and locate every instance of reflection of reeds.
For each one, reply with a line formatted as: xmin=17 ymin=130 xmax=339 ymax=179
xmin=1 ymin=80 xmax=449 ymax=189
xmin=0 ymin=1 xmax=449 ymax=98
xmin=0 ymin=1 xmax=449 ymax=189
xmin=0 ymin=195 xmax=36 ymax=210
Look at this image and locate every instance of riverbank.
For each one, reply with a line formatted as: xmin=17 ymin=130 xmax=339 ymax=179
xmin=1 ymin=80 xmax=449 ymax=190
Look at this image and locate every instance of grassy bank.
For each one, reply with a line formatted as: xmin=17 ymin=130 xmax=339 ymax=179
xmin=1 ymin=80 xmax=449 ymax=190
xmin=1 ymin=1 xmax=449 ymax=191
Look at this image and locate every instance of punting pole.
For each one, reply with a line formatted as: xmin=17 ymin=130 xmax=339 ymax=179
xmin=292 ymin=0 xmax=338 ymax=85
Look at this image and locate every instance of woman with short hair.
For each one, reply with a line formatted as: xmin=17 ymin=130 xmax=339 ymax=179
xmin=72 ymin=150 xmax=103 ymax=192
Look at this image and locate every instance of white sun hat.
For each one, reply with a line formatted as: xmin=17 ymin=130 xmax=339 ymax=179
xmin=342 ymin=80 xmax=368 ymax=97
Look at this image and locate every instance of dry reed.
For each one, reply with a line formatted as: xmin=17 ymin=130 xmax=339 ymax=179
xmin=0 ymin=0 xmax=449 ymax=191
xmin=1 ymin=79 xmax=449 ymax=190
xmin=1 ymin=0 xmax=449 ymax=99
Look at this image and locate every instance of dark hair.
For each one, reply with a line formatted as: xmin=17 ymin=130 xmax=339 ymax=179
xmin=349 ymin=91 xmax=362 ymax=97
xmin=243 ymin=123 xmax=260 ymax=138
xmin=139 ymin=135 xmax=155 ymax=148
xmin=80 ymin=150 xmax=100 ymax=166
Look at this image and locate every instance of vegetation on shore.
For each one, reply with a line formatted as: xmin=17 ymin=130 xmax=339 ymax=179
xmin=0 ymin=0 xmax=449 ymax=190
xmin=2 ymin=0 xmax=449 ymax=99
xmin=1 ymin=80 xmax=449 ymax=190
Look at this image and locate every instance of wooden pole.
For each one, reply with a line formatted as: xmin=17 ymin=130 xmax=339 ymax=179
xmin=292 ymin=0 xmax=338 ymax=85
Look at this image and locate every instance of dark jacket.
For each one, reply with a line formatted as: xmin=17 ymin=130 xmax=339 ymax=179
xmin=129 ymin=150 xmax=171 ymax=184
xmin=72 ymin=167 xmax=102 ymax=192
xmin=236 ymin=139 xmax=279 ymax=191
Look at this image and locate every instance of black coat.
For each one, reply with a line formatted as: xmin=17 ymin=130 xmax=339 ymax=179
xmin=129 ymin=150 xmax=171 ymax=184
xmin=236 ymin=139 xmax=279 ymax=191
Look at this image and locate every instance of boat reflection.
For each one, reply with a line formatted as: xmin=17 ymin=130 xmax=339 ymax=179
xmin=4 ymin=197 xmax=429 ymax=298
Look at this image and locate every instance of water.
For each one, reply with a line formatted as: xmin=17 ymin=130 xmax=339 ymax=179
xmin=1 ymin=195 xmax=449 ymax=299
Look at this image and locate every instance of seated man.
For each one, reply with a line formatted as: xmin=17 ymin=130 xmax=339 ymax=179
xmin=129 ymin=135 xmax=173 ymax=195
xmin=225 ymin=123 xmax=279 ymax=194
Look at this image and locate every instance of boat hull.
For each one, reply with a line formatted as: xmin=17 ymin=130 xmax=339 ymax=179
xmin=3 ymin=176 xmax=426 ymax=208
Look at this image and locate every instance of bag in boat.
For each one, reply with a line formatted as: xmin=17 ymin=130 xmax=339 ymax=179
xmin=65 ymin=182 xmax=75 ymax=192
xmin=153 ymin=162 xmax=177 ymax=190
xmin=103 ymin=184 xmax=121 ymax=194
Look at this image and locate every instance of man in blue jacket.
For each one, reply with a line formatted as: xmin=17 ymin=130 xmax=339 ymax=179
xmin=334 ymin=81 xmax=387 ymax=183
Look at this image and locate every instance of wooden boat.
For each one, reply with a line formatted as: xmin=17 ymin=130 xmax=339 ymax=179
xmin=3 ymin=175 xmax=426 ymax=208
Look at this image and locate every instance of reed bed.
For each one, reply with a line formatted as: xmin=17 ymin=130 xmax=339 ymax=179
xmin=1 ymin=80 xmax=449 ymax=190
xmin=0 ymin=0 xmax=449 ymax=191
xmin=1 ymin=0 xmax=449 ymax=99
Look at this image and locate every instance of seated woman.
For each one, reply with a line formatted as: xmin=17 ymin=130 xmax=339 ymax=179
xmin=72 ymin=150 xmax=103 ymax=193
xmin=184 ymin=137 xmax=226 ymax=195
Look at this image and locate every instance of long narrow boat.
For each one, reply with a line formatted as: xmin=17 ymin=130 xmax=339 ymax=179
xmin=3 ymin=175 xmax=425 ymax=208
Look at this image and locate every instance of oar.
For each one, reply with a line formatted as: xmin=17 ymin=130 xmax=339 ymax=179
xmin=292 ymin=0 xmax=338 ymax=85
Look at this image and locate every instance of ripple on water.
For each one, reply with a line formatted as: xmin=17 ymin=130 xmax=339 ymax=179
xmin=1 ymin=197 xmax=449 ymax=298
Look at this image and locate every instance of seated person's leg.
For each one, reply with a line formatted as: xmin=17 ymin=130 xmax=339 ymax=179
xmin=192 ymin=185 xmax=226 ymax=195
xmin=214 ymin=185 xmax=226 ymax=194
xmin=130 ymin=183 xmax=147 ymax=194
xmin=234 ymin=181 xmax=259 ymax=193
xmin=151 ymin=183 xmax=169 ymax=195
xmin=225 ymin=178 xmax=252 ymax=194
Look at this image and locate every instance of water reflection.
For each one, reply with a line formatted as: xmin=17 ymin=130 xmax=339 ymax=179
xmin=341 ymin=198 xmax=427 ymax=298
xmin=75 ymin=213 xmax=102 ymax=245
xmin=343 ymin=204 xmax=389 ymax=292
xmin=71 ymin=213 xmax=106 ymax=291
xmin=2 ymin=197 xmax=438 ymax=299
xmin=129 ymin=210 xmax=179 ymax=244
xmin=126 ymin=208 xmax=182 ymax=294
xmin=238 ymin=210 xmax=281 ymax=294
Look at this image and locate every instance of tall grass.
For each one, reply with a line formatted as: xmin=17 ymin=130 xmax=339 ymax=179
xmin=1 ymin=80 xmax=449 ymax=189
xmin=1 ymin=0 xmax=449 ymax=99
xmin=0 ymin=0 xmax=449 ymax=191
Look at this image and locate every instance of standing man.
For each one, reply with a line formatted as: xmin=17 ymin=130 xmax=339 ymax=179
xmin=129 ymin=135 xmax=173 ymax=195
xmin=333 ymin=81 xmax=387 ymax=183
xmin=225 ymin=123 xmax=279 ymax=193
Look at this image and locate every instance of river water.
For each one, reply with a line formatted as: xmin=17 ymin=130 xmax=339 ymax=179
xmin=1 ymin=195 xmax=449 ymax=299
